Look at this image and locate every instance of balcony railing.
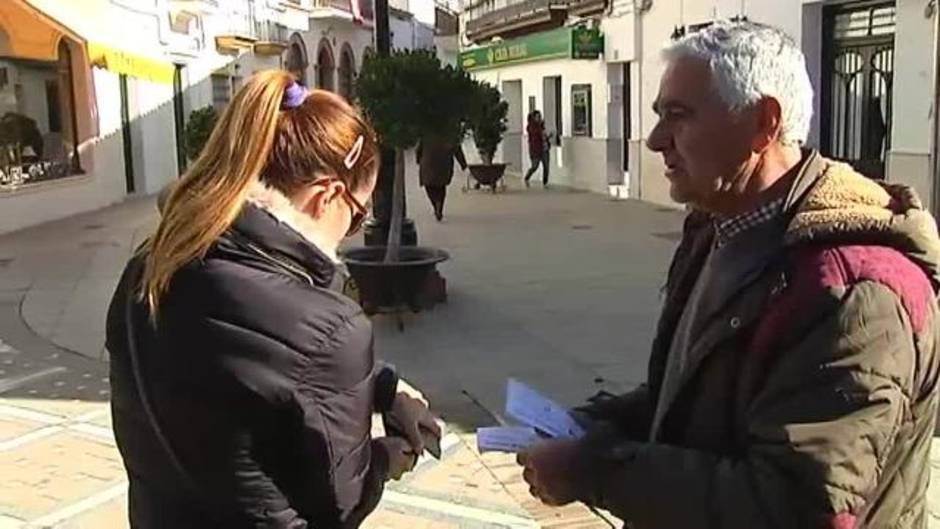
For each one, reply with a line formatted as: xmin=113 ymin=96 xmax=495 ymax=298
xmin=215 ymin=2 xmax=259 ymax=54
xmin=312 ymin=0 xmax=353 ymax=12
xmin=255 ymin=20 xmax=288 ymax=42
xmin=253 ymin=21 xmax=290 ymax=55
xmin=564 ymin=0 xmax=606 ymax=16
xmin=464 ymin=0 xmax=605 ymax=41
xmin=465 ymin=0 xmax=562 ymax=41
xmin=435 ymin=6 xmax=459 ymax=36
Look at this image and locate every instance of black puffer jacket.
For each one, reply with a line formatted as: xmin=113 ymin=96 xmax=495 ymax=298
xmin=106 ymin=202 xmax=398 ymax=529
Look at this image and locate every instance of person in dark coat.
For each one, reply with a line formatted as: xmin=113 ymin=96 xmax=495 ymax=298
xmin=417 ymin=136 xmax=467 ymax=221
xmin=106 ymin=71 xmax=438 ymax=529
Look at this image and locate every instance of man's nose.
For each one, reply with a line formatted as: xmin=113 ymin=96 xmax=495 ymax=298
xmin=646 ymin=120 xmax=670 ymax=153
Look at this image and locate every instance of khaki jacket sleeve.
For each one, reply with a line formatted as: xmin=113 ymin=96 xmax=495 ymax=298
xmin=580 ymin=281 xmax=915 ymax=528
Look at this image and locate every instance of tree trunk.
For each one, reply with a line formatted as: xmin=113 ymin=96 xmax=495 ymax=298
xmin=383 ymin=148 xmax=406 ymax=263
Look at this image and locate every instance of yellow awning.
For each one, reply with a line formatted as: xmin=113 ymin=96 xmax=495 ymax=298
xmin=87 ymin=42 xmax=175 ymax=84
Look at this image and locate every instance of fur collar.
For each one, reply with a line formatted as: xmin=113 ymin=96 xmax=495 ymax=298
xmin=244 ymin=180 xmax=339 ymax=262
xmin=785 ymin=156 xmax=940 ymax=285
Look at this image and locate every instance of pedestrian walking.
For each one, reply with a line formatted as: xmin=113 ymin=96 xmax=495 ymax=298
xmin=106 ymin=71 xmax=439 ymax=529
xmin=524 ymin=111 xmax=551 ymax=187
xmin=518 ymin=21 xmax=940 ymax=529
xmin=417 ymin=136 xmax=467 ymax=221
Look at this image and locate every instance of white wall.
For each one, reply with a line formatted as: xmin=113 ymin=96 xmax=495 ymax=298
xmin=886 ymin=0 xmax=935 ymax=202
xmin=891 ymin=1 xmax=934 ymax=154
xmin=391 ymin=16 xmax=416 ymax=50
xmin=602 ymin=12 xmax=637 ymax=63
xmin=134 ymin=79 xmax=179 ymax=195
xmin=409 ymin=0 xmax=437 ymax=27
xmin=416 ymin=21 xmax=435 ymax=50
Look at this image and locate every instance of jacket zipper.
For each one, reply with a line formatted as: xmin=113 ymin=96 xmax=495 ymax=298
xmin=240 ymin=239 xmax=315 ymax=287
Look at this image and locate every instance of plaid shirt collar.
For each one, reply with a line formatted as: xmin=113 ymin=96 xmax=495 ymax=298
xmin=713 ymin=197 xmax=786 ymax=248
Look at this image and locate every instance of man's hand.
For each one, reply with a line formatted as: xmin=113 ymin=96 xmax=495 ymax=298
xmin=517 ymin=439 xmax=585 ymax=507
xmin=388 ymin=392 xmax=441 ymax=454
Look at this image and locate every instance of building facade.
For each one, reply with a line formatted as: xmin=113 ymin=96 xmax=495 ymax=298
xmin=459 ymin=0 xmax=630 ymax=195
xmin=458 ymin=0 xmax=940 ymax=211
xmin=0 ymin=0 xmax=442 ymax=235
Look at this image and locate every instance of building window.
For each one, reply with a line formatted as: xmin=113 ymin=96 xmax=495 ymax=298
xmin=571 ymin=84 xmax=592 ymax=137
xmin=211 ymin=74 xmax=232 ymax=110
xmin=0 ymin=38 xmax=82 ymax=189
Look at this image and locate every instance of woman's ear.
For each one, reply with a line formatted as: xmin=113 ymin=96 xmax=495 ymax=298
xmin=298 ymin=180 xmax=344 ymax=219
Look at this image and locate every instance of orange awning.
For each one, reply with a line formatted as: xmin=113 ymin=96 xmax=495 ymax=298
xmin=0 ymin=0 xmax=85 ymax=62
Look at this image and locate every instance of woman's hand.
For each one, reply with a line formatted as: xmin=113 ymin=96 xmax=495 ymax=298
xmin=388 ymin=392 xmax=441 ymax=454
xmin=375 ymin=436 xmax=417 ymax=481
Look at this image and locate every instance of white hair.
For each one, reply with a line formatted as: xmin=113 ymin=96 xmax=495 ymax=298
xmin=663 ymin=21 xmax=814 ymax=146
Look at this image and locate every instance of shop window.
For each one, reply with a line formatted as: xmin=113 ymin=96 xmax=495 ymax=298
xmin=0 ymin=39 xmax=82 ymax=190
xmin=571 ymin=84 xmax=592 ymax=137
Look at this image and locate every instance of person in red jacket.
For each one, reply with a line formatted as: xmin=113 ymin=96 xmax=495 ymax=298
xmin=524 ymin=110 xmax=551 ymax=187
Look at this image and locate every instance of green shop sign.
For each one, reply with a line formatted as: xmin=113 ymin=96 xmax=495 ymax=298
xmin=460 ymin=26 xmax=604 ymax=71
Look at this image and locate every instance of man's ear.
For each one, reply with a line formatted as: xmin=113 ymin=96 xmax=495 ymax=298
xmin=752 ymin=96 xmax=784 ymax=152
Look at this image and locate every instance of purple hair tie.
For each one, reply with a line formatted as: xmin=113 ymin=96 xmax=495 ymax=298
xmin=282 ymin=82 xmax=308 ymax=109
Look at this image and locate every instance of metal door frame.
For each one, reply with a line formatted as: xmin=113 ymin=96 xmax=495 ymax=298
xmin=119 ymin=73 xmax=135 ymax=194
xmin=820 ymin=1 xmax=895 ymax=179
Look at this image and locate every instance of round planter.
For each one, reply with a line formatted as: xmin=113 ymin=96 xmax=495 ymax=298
xmin=341 ymin=246 xmax=450 ymax=315
xmin=467 ymin=163 xmax=507 ymax=191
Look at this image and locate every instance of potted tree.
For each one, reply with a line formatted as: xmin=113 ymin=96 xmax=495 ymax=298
xmin=466 ymin=80 xmax=509 ymax=191
xmin=183 ymin=106 xmax=218 ymax=163
xmin=344 ymin=49 xmax=472 ymax=319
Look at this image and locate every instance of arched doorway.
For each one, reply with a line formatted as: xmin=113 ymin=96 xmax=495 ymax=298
xmin=338 ymin=44 xmax=355 ymax=100
xmin=284 ymin=33 xmax=308 ymax=85
xmin=316 ymin=39 xmax=335 ymax=92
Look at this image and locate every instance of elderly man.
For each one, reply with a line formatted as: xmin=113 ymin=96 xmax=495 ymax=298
xmin=519 ymin=21 xmax=940 ymax=528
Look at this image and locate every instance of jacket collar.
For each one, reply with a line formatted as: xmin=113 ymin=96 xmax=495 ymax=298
xmin=228 ymin=181 xmax=338 ymax=288
xmin=781 ymin=149 xmax=940 ymax=286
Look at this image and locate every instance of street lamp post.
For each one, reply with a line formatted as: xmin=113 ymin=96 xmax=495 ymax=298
xmin=364 ymin=0 xmax=418 ymax=247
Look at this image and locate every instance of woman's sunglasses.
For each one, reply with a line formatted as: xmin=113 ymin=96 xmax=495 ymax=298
xmin=313 ymin=178 xmax=370 ymax=237
xmin=342 ymin=190 xmax=370 ymax=237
